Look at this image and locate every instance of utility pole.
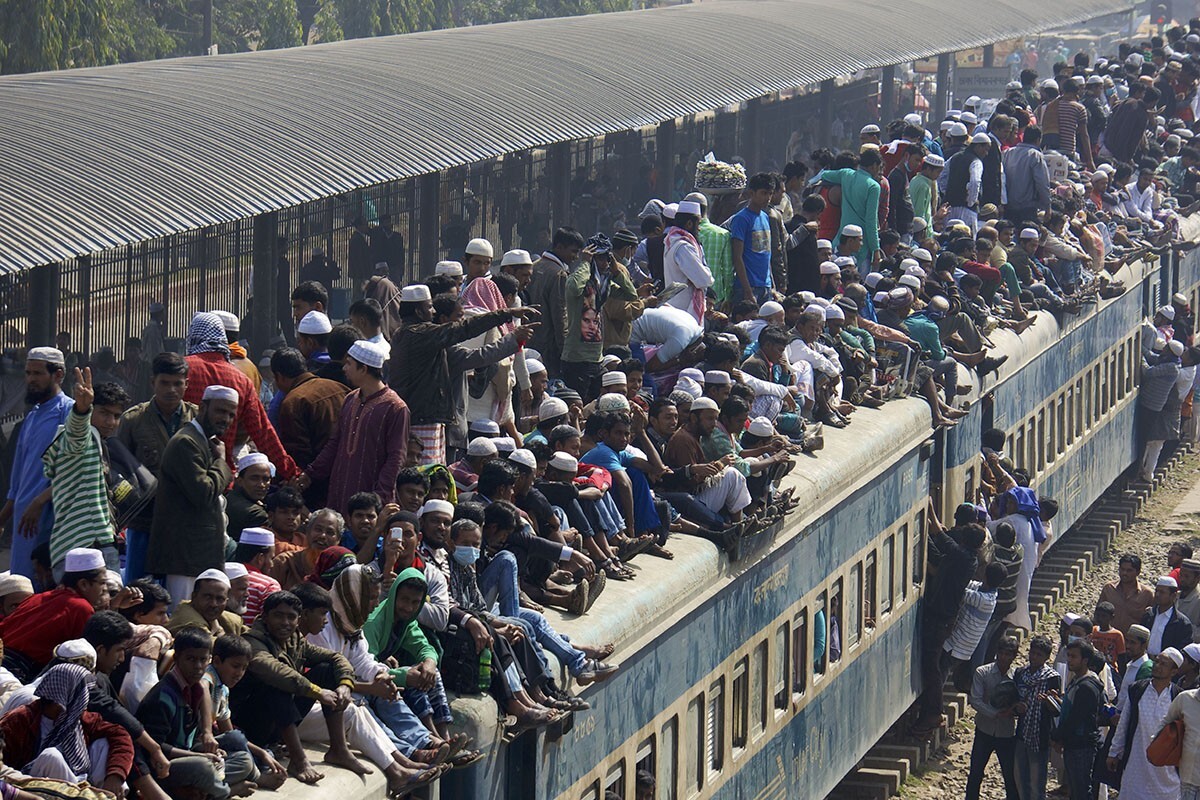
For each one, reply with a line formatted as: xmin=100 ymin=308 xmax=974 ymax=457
xmin=202 ymin=0 xmax=214 ymax=56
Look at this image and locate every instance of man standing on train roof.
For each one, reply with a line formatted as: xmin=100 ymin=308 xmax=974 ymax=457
xmin=944 ymin=133 xmax=993 ymax=236
xmin=817 ymin=149 xmax=884 ymax=272
xmin=462 ymin=238 xmax=494 ymax=285
xmin=0 ymin=347 xmax=74 ymax=582
xmin=528 ymin=228 xmax=586 ymax=376
xmin=370 ymin=213 xmax=405 ymax=282
xmin=662 ymin=201 xmax=713 ymax=323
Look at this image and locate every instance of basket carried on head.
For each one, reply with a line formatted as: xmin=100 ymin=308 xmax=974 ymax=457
xmin=694 ymin=153 xmax=746 ymax=192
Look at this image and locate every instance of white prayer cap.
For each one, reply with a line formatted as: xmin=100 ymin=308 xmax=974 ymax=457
xmin=813 ymin=298 xmax=831 ymax=308
xmin=0 ymin=572 xmax=32 ymax=597
xmin=202 ymin=385 xmax=239 ymax=404
xmin=899 ymin=274 xmax=922 ymax=290
xmin=663 ymin=202 xmax=678 ymax=219
xmin=1189 ymin=33 xmax=1200 ymax=43
xmin=347 ymin=340 xmax=388 ymax=369
xmin=947 ymin=110 xmax=962 ymax=120
xmin=106 ymin=571 xmax=123 ymax=592
xmin=679 ymin=367 xmax=704 ymax=382
xmin=874 ymin=291 xmax=889 ymax=305
xmin=500 ymin=249 xmax=534 ymax=267
xmin=676 ymin=200 xmax=703 ymax=216
xmin=1019 ymin=228 xmax=1040 ymax=240
xmin=196 ymin=567 xmax=231 ymax=588
xmin=798 ymin=291 xmax=816 ymax=304
xmin=825 ymin=305 xmax=845 ymax=321
xmin=949 ymin=122 xmax=969 ymax=137
xmin=1153 ymin=337 xmax=1168 ymax=352
xmin=816 ymin=239 xmax=833 ymax=250
xmin=237 ymin=452 xmax=275 ymax=477
xmin=900 ymin=258 xmax=920 ymax=271
xmin=939 ymin=120 xmax=955 ymax=132
xmin=239 ymin=527 xmax=275 ymax=547
xmin=804 ymin=303 xmax=825 ymax=315
xmin=864 ymin=272 xmax=884 ymax=288
xmin=54 ymin=639 xmax=96 ymax=666
xmin=1158 ymin=575 xmax=1179 ymax=589
xmin=27 ymin=346 xmax=65 ymax=366
xmin=683 ymin=191 xmax=709 ymax=206
xmin=747 ymin=417 xmax=775 ymax=438
xmin=905 ymin=266 xmax=927 ymax=279
xmin=969 ymin=132 xmax=990 ymax=145
xmin=1007 ymin=80 xmax=1022 ymax=90
xmin=601 ymin=354 xmax=623 ymax=368
xmin=467 ymin=437 xmax=499 ymax=457
xmin=833 ymin=257 xmax=855 ymax=270
xmin=548 ymin=452 xmax=578 ymax=472
xmin=965 ymin=95 xmax=981 ymax=107
xmin=525 ymin=358 xmax=546 ymax=375
xmin=297 ymin=310 xmax=333 ymax=335
xmin=400 ymin=285 xmax=431 ymax=303
xmin=1182 ymin=129 xmax=1197 ymax=140
xmin=1062 ymin=611 xmax=1081 ymax=626
xmin=1170 ymin=339 xmax=1186 ymax=357
xmin=1173 ymin=292 xmax=1189 ymax=306
xmin=494 ymin=438 xmax=517 ymax=454
xmin=704 ymin=370 xmax=731 ymax=385
xmin=420 ymin=499 xmax=455 ymax=518
xmin=841 ymin=224 xmax=864 ymax=238
xmin=1186 ymin=643 xmax=1200 ymax=662
xmin=819 ymin=261 xmax=840 ymax=275
xmin=601 ymin=370 xmax=628 ymax=387
xmin=961 ymin=111 xmax=979 ymax=125
xmin=904 ymin=113 xmax=923 ymax=126
xmin=465 ymin=238 xmax=495 ymax=258
xmin=1162 ymin=647 xmax=1185 ymax=667
xmin=1042 ymin=77 xmax=1061 ymax=88
xmin=929 ymin=295 xmax=950 ymax=313
xmin=639 ymin=199 xmax=666 ymax=218
xmin=508 ymin=448 xmax=537 ymax=471
xmin=224 ymin=562 xmax=249 ymax=582
xmin=524 ymin=348 xmax=542 ymax=361
xmin=210 ymin=310 xmax=240 ymax=333
xmin=1086 ymin=75 xmax=1105 ymax=86
xmin=539 ymin=396 xmax=569 ymax=419
xmin=860 ymin=124 xmax=881 ymax=135
xmin=1128 ymin=624 xmax=1152 ymax=643
xmin=889 ymin=287 xmax=912 ymax=303
xmin=1158 ymin=304 xmax=1177 ymax=320
xmin=912 ymin=217 xmax=929 ymax=233
xmin=469 ymin=418 xmax=501 ymax=436
xmin=597 ymin=394 xmax=630 ymax=412
xmin=911 ymin=248 xmax=933 ymax=262
xmin=690 ymin=397 xmax=719 ymax=412
xmin=758 ymin=301 xmax=784 ymax=318
xmin=435 ymin=260 xmax=464 ymax=276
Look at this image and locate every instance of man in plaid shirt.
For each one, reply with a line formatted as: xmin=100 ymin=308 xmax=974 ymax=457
xmin=1013 ymin=635 xmax=1062 ymax=800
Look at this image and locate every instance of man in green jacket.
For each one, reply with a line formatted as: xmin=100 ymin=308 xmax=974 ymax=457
xmin=819 ymin=148 xmax=885 ymax=272
xmin=231 ymin=590 xmax=368 ymax=785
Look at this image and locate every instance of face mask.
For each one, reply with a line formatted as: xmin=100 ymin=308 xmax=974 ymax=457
xmin=452 ymin=546 xmax=480 ymax=567
xmin=1068 ymin=634 xmax=1083 ymax=643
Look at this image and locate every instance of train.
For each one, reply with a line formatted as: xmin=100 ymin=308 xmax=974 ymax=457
xmin=438 ymin=215 xmax=1200 ymax=800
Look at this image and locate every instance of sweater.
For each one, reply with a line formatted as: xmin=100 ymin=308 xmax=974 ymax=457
xmin=42 ymin=406 xmax=114 ymax=566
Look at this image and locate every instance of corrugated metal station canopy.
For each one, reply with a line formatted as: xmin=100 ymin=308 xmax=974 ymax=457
xmin=0 ymin=0 xmax=1130 ymax=274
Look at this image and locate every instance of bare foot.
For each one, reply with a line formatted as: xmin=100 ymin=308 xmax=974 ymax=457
xmin=325 ymin=749 xmax=373 ymax=777
xmin=229 ymin=780 xmax=257 ymax=797
xmin=287 ymin=762 xmax=324 ymax=784
xmin=578 ymin=642 xmax=615 ymax=659
xmin=254 ymin=772 xmax=287 ymax=791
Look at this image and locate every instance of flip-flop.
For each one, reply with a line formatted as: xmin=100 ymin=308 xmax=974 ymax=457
xmin=449 ymin=749 xmax=486 ymax=769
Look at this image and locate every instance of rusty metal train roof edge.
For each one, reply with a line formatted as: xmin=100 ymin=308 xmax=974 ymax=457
xmin=0 ymin=0 xmax=1134 ymax=274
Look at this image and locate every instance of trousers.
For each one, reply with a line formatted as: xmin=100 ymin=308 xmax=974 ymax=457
xmin=1012 ymin=740 xmax=1049 ymax=800
xmin=25 ymin=741 xmax=110 ymax=785
xmin=965 ymin=731 xmax=1018 ymax=800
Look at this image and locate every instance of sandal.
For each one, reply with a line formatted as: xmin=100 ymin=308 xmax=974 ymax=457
xmin=646 ymin=543 xmax=674 ymax=559
xmin=449 ymin=749 xmax=486 ymax=769
xmin=617 ymin=535 xmax=654 ymax=559
xmin=613 ymin=559 xmax=635 ymax=579
xmin=444 ymin=732 xmax=472 ymax=759
xmin=411 ymin=741 xmax=450 ymax=765
xmin=602 ymin=561 xmax=631 ymax=580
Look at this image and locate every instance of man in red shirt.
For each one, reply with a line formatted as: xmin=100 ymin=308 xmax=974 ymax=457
xmin=182 ymin=312 xmax=299 ymax=480
xmin=0 ymin=547 xmax=110 ymax=681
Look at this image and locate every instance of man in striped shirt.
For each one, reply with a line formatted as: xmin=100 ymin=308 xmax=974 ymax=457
xmin=944 ymin=563 xmax=1007 ymax=692
xmin=43 ymin=368 xmax=131 ymax=582
xmin=232 ymin=527 xmax=281 ymax=626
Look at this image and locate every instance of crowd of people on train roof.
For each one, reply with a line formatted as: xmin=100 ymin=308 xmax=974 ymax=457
xmin=7 ymin=20 xmax=1200 ymax=800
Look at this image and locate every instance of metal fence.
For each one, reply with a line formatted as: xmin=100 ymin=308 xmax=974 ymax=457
xmin=8 ymin=73 xmax=882 ymax=389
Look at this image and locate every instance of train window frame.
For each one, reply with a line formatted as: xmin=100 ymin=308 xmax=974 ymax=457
xmin=847 ymin=564 xmax=862 ymax=647
xmin=814 ymin=592 xmax=829 ymax=677
xmin=581 ymin=781 xmax=601 ymax=800
xmin=686 ymin=696 xmax=703 ymax=796
xmin=964 ymin=465 xmax=976 ymax=507
xmin=731 ymin=658 xmax=749 ymax=753
xmin=792 ymin=609 xmax=809 ymax=698
xmin=706 ymin=678 xmax=725 ymax=775
xmin=899 ymin=523 xmax=910 ymax=601
xmin=1034 ymin=410 xmax=1045 ymax=476
xmin=752 ymin=640 xmax=768 ymax=735
xmin=773 ymin=622 xmax=790 ymax=712
xmin=1101 ymin=356 xmax=1110 ymax=412
xmin=604 ymin=760 xmax=626 ymax=798
xmin=1014 ymin=426 xmax=1026 ymax=472
xmin=1084 ymin=370 xmax=1093 ymax=430
xmin=830 ymin=579 xmax=844 ymax=663
xmin=913 ymin=512 xmax=926 ymax=585
xmin=660 ymin=717 xmax=678 ymax=800
xmin=636 ymin=737 xmax=655 ymax=780
xmin=881 ymin=535 xmax=895 ymax=615
xmin=863 ymin=554 xmax=877 ymax=634
xmin=1055 ymin=395 xmax=1066 ymax=457
xmin=1093 ymin=364 xmax=1101 ymax=425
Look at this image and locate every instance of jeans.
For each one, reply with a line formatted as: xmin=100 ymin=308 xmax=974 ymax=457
xmin=966 ymin=731 xmax=1018 ymax=800
xmin=1013 ymin=740 xmax=1048 ymax=800
xmin=366 ymin=695 xmax=433 ymax=756
xmin=124 ymin=527 xmax=151 ymax=583
xmin=659 ymin=491 xmax=726 ymax=530
xmin=515 ymin=607 xmax=587 ymax=676
xmin=401 ymin=673 xmax=453 ymax=725
xmin=1050 ymin=259 xmax=1083 ymax=293
xmin=732 ymin=282 xmax=773 ymax=305
xmin=1062 ymin=744 xmax=1098 ymax=800
xmin=1183 ymin=784 xmax=1200 ymax=800
xmin=479 ymin=550 xmax=521 ymax=617
xmin=595 ymin=492 xmax=625 ymax=537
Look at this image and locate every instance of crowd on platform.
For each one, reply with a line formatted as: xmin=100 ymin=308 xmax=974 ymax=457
xmin=8 ymin=21 xmax=1200 ymax=800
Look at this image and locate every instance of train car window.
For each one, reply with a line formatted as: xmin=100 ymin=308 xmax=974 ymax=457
xmin=1118 ymin=342 xmax=1127 ymax=398
xmin=814 ymin=593 xmax=829 ymax=676
xmin=1014 ymin=427 xmax=1026 ymax=472
xmin=830 ymin=580 xmax=844 ymax=662
xmin=753 ymin=640 xmax=768 ymax=734
xmin=913 ymin=513 xmax=926 ymax=585
xmin=604 ymin=760 xmax=625 ymax=798
xmin=636 ymin=737 xmax=655 ymax=780
xmin=792 ymin=610 xmax=809 ymax=696
xmin=1084 ymin=371 xmax=1093 ymax=430
xmin=732 ymin=658 xmax=749 ymax=751
xmin=1033 ymin=413 xmax=1044 ymax=476
xmin=899 ymin=524 xmax=910 ymax=601
xmin=1128 ymin=336 xmax=1137 ymax=395
xmin=773 ymin=622 xmax=790 ymax=710
xmin=848 ymin=565 xmax=862 ymax=646
xmin=1056 ymin=396 xmax=1066 ymax=457
xmin=1094 ymin=364 xmax=1102 ymax=424
xmin=863 ymin=555 xmax=877 ymax=633
xmin=881 ymin=535 xmax=895 ymax=614
xmin=706 ymin=679 xmax=725 ymax=774
xmin=686 ymin=697 xmax=703 ymax=795
xmin=580 ymin=781 xmax=600 ymax=800
xmin=1101 ymin=357 xmax=1111 ymax=412
xmin=963 ymin=466 xmax=976 ymax=507
xmin=660 ymin=717 xmax=678 ymax=800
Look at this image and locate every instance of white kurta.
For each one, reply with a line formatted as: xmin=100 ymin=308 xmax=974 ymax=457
xmin=1110 ymin=682 xmax=1180 ymax=800
xmin=992 ymin=513 xmax=1035 ymax=630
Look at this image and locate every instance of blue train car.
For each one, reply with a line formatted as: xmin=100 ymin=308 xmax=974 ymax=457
xmin=442 ymin=240 xmax=1193 ymax=800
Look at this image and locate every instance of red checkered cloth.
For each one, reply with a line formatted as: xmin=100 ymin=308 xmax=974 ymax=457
xmin=412 ymin=422 xmax=446 ymax=466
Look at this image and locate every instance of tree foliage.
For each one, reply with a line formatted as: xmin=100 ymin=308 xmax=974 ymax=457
xmin=0 ymin=0 xmax=633 ymax=74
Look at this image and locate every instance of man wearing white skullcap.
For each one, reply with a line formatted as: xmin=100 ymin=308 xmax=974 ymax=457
xmin=660 ymin=200 xmax=714 ymax=324
xmin=661 ymin=395 xmax=752 ymax=525
xmin=5 ymin=345 xmax=74 ymax=579
xmin=0 ymin=572 xmax=33 ymax=618
xmin=226 ymin=452 xmax=273 ymax=542
xmin=1142 ymin=576 xmax=1192 ymax=655
xmin=820 ymin=148 xmax=884 ymax=271
xmin=1108 ymin=647 xmax=1184 ymax=800
xmin=528 ymin=227 xmax=586 ymax=374
xmin=233 ymin=527 xmax=281 ymax=625
xmin=169 ymin=566 xmax=245 ymax=635
xmin=148 ymin=377 xmax=244 ymax=606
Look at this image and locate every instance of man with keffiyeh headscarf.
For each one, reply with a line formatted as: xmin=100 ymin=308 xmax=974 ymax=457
xmin=182 ymin=312 xmax=299 ymax=479
xmin=0 ymin=663 xmax=134 ymax=792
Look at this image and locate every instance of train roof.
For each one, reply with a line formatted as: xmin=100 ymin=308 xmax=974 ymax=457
xmin=0 ymin=0 xmax=1130 ymax=275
